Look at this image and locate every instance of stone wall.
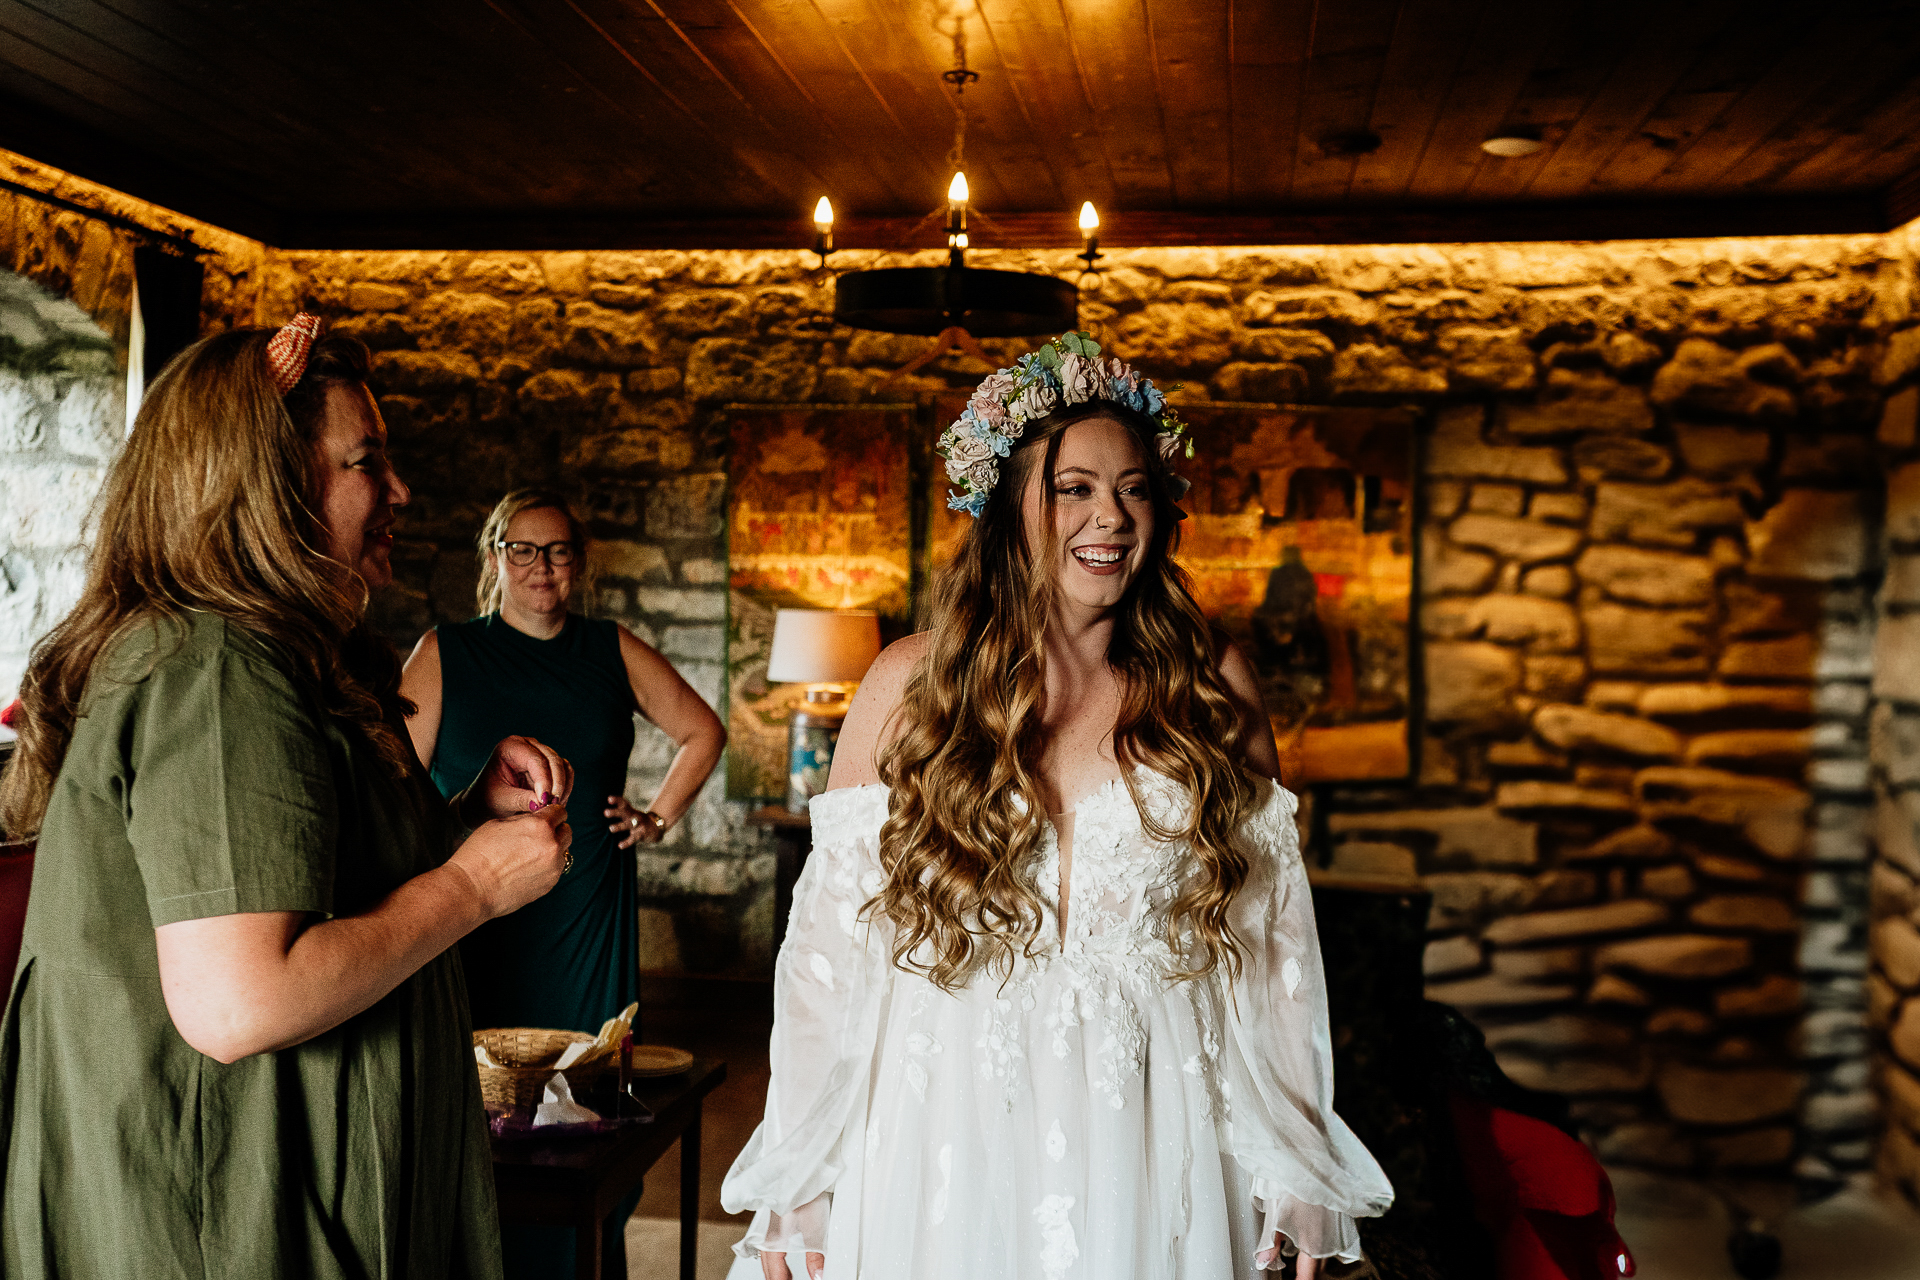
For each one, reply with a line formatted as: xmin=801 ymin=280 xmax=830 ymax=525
xmin=0 ymin=270 xmax=121 ymax=705
xmin=1871 ymin=218 xmax=1920 ymax=1201
xmin=0 ymin=149 xmax=273 ymax=710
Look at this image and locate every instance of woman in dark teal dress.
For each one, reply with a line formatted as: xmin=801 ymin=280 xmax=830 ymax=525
xmin=400 ymin=488 xmax=725 ymax=1277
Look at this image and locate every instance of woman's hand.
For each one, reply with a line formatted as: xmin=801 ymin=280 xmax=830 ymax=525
xmin=605 ymin=795 xmax=665 ymax=848
xmin=447 ymin=803 xmax=572 ymax=919
xmin=470 ymin=735 xmax=574 ymax=822
xmin=1255 ymin=1229 xmax=1316 ymax=1278
xmin=759 ymin=1249 xmax=824 ymax=1280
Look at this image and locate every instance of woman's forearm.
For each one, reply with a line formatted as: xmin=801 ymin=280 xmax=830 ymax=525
xmin=647 ymin=723 xmax=726 ymax=828
xmin=156 ymin=863 xmax=491 ymax=1064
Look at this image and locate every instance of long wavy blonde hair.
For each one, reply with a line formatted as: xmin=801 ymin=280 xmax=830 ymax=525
xmin=0 ymin=328 xmax=417 ymax=838
xmin=870 ymin=402 xmax=1258 ymax=990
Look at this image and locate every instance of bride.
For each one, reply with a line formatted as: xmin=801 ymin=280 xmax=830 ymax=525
xmin=722 ymin=334 xmax=1392 ymax=1279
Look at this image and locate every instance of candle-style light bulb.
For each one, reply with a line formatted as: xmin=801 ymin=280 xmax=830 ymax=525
xmin=948 ymin=171 xmax=969 ymax=208
xmin=1076 ymin=200 xmax=1103 ymax=279
xmin=811 ymin=196 xmax=834 ymax=265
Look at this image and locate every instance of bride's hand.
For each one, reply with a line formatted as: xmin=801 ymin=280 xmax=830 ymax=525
xmin=1255 ymin=1229 xmax=1316 ymax=1278
xmin=759 ymin=1249 xmax=824 ymax=1279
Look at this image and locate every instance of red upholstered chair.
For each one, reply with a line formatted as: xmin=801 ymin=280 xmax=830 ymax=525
xmin=0 ymin=840 xmax=29 ymax=986
xmin=1449 ymin=1092 xmax=1636 ymax=1280
xmin=1 ymin=701 xmax=29 ymax=984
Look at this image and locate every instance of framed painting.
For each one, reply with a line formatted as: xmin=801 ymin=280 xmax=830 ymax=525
xmin=920 ymin=397 xmax=1417 ymax=785
xmin=724 ymin=405 xmax=915 ymax=800
xmin=1175 ymin=404 xmax=1416 ymax=784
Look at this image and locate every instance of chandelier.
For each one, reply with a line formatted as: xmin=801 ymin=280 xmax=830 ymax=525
xmin=813 ymin=25 xmax=1089 ymax=339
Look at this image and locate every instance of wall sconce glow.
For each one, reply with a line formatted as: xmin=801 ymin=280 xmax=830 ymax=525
xmin=1079 ymin=201 xmax=1099 ymax=233
xmin=1481 ymin=135 xmax=1545 ymax=158
xmin=948 ymin=171 xmax=969 ymax=207
xmin=813 ymin=196 xmax=834 ymax=229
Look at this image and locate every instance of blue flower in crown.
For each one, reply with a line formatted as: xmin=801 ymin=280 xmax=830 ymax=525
xmin=936 ymin=331 xmax=1190 ymax=518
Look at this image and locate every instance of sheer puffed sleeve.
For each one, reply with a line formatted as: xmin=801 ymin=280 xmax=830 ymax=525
xmin=722 ymin=785 xmax=894 ymax=1265
xmin=1215 ymin=780 xmax=1394 ymax=1265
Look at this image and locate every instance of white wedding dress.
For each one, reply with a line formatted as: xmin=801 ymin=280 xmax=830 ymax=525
xmin=721 ymin=770 xmax=1393 ymax=1279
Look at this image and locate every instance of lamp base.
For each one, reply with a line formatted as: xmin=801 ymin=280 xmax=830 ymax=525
xmin=785 ymin=695 xmax=849 ymax=814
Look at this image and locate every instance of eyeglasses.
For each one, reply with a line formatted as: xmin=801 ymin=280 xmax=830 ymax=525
xmin=497 ymin=540 xmax=578 ymax=567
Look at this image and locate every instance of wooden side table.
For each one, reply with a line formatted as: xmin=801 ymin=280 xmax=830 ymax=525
xmin=747 ymin=806 xmax=812 ymax=951
xmin=490 ymin=1057 xmax=728 ymax=1280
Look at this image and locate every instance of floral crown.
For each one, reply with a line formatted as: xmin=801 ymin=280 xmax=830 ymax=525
xmin=936 ymin=331 xmax=1191 ymax=517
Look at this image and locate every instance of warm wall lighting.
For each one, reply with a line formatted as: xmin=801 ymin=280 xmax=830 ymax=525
xmin=1481 ymin=135 xmax=1545 ymax=158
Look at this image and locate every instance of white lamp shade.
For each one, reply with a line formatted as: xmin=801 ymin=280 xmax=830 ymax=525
xmin=766 ymin=609 xmax=882 ymax=683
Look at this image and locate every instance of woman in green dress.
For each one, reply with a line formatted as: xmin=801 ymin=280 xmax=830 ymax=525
xmin=0 ymin=319 xmax=574 ymax=1279
xmin=400 ymin=488 xmax=724 ymax=1277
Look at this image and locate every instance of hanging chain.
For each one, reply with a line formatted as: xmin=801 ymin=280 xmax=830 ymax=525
xmin=941 ymin=16 xmax=977 ymax=175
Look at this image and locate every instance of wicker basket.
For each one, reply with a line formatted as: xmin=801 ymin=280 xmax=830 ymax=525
xmin=473 ymin=1027 xmax=617 ymax=1112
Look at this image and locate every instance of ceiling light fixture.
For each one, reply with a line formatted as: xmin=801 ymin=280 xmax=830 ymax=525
xmin=1077 ymin=201 xmax=1103 ymax=282
xmin=812 ymin=196 xmax=833 ymax=267
xmin=828 ymin=21 xmax=1077 ymax=338
xmin=1481 ymin=133 xmax=1545 ymax=158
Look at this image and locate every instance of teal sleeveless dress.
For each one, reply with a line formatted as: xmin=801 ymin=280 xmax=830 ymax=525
xmin=429 ymin=613 xmax=640 ymax=1278
xmin=431 ymin=613 xmax=638 ymax=1036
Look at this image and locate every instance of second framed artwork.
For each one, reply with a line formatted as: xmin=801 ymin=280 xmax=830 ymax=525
xmin=725 ymin=399 xmax=1417 ymax=798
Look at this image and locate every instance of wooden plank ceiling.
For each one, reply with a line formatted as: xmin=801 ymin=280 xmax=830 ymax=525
xmin=1 ymin=0 xmax=1918 ymax=248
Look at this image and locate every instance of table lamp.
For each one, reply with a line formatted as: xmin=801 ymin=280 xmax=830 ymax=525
xmin=766 ymin=609 xmax=882 ymax=812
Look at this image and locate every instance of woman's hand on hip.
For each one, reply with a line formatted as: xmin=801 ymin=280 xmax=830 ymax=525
xmin=760 ymin=1249 xmax=824 ymax=1280
xmin=474 ymin=735 xmax=574 ymax=820
xmin=448 ymin=803 xmax=572 ymax=919
xmin=605 ymin=795 xmax=664 ymax=848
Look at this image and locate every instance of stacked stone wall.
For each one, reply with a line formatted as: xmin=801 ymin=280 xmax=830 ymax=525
xmin=0 ymin=271 xmax=121 ymax=703
xmin=261 ymin=238 xmax=1912 ymax=1192
xmin=1871 ymin=218 xmax=1920 ymax=1200
xmin=0 ymin=149 xmax=279 ymax=707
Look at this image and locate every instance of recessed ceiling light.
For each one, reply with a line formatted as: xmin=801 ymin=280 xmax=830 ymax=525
xmin=1482 ymin=135 xmax=1545 ymax=158
xmin=1319 ymin=130 xmax=1383 ymax=158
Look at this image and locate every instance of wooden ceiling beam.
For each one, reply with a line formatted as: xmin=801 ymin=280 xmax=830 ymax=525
xmin=272 ymin=193 xmax=1886 ymax=252
xmin=0 ymin=89 xmax=282 ymax=243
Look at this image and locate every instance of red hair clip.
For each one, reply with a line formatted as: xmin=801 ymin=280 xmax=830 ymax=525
xmin=266 ymin=313 xmax=324 ymax=395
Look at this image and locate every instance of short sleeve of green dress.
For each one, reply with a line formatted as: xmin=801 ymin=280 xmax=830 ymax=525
xmin=0 ymin=614 xmax=503 ymax=1280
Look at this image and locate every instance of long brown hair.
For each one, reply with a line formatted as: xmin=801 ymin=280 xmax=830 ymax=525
xmin=0 ymin=327 xmax=416 ymax=838
xmin=870 ymin=402 xmax=1258 ymax=990
xmin=473 ymin=488 xmax=594 ymax=617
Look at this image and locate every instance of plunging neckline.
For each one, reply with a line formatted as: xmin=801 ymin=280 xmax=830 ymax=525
xmin=814 ymin=773 xmax=1139 ymax=943
xmin=1047 ymin=772 xmax=1131 ymax=943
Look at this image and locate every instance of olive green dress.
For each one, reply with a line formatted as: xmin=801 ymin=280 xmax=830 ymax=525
xmin=0 ymin=614 xmax=502 ymax=1280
